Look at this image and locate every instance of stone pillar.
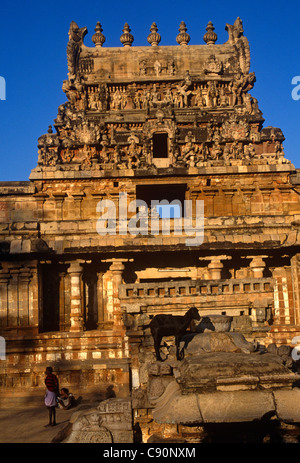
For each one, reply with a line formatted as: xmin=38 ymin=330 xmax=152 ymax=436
xmin=97 ymin=271 xmax=105 ymax=325
xmin=28 ymin=264 xmax=39 ymax=333
xmin=67 ymin=261 xmax=84 ymax=332
xmin=109 ymin=260 xmax=126 ymax=328
xmin=53 ymin=193 xmax=66 ymax=221
xmin=223 ymin=189 xmax=235 ymax=215
xmin=272 ymin=266 xmax=292 ymax=328
xmin=72 ymin=192 xmax=84 ymax=220
xmin=202 ymin=256 xmax=231 ymax=280
xmin=249 ymin=256 xmax=267 ymax=279
xmin=8 ymin=268 xmax=19 ymax=328
xmin=208 ymin=258 xmax=224 ymax=280
xmin=203 ymin=189 xmax=217 ymax=217
xmin=18 ymin=268 xmax=32 ymax=327
xmin=0 ymin=271 xmax=10 ymax=328
xmin=291 ymin=254 xmax=300 ymax=326
xmin=58 ymin=271 xmax=68 ymax=331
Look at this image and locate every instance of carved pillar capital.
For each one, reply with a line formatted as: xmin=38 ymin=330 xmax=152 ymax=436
xmin=201 ymin=255 xmax=231 ymax=280
xmin=248 ymin=255 xmax=267 ymax=279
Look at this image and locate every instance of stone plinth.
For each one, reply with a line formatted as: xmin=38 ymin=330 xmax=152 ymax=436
xmin=176 ymin=351 xmax=297 ymax=393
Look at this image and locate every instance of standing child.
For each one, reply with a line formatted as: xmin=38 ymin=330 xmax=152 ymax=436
xmin=44 ymin=366 xmax=59 ymax=427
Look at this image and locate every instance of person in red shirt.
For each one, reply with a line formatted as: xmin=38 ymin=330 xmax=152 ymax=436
xmin=44 ymin=366 xmax=59 ymax=427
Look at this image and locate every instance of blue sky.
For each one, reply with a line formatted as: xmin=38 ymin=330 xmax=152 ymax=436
xmin=0 ymin=0 xmax=299 ymax=181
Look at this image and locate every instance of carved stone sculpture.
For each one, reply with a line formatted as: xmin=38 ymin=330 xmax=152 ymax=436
xmin=225 ymin=17 xmax=244 ymax=44
xmin=67 ymin=21 xmax=88 ymax=80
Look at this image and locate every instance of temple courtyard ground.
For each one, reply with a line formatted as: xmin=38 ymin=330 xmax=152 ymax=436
xmin=0 ymin=400 xmax=97 ymax=443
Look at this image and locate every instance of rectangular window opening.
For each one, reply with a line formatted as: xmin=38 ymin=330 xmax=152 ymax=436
xmin=136 ymin=183 xmax=187 ymax=218
xmin=153 ymin=133 xmax=168 ymax=158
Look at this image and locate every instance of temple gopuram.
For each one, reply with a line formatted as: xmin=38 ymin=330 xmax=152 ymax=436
xmin=1 ymin=17 xmax=300 ymax=442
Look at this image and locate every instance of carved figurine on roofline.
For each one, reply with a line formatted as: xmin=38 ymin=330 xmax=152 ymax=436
xmin=67 ymin=21 xmax=88 ymax=81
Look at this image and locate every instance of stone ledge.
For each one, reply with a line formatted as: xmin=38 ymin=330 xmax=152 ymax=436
xmin=153 ymin=382 xmax=300 ymax=424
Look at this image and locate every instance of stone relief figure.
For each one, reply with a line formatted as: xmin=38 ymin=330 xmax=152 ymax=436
xmin=182 ymin=132 xmax=199 ymax=167
xmin=243 ymin=92 xmax=253 ymax=114
xmin=219 ymin=86 xmax=229 ymax=106
xmin=176 ymin=72 xmax=193 ymax=108
xmin=55 ymin=103 xmax=68 ymax=125
xmin=204 ymin=54 xmax=223 ymax=75
xmin=67 ymin=21 xmax=88 ymax=80
xmin=75 ymin=79 xmax=87 ymax=111
xmin=222 ymin=144 xmax=231 ymax=163
xmin=173 ymin=91 xmax=181 ymax=108
xmin=88 ymin=90 xmax=98 ymax=110
xmin=38 ymin=146 xmax=59 ymax=167
xmin=121 ymin=88 xmax=128 ymax=110
xmin=139 ymin=60 xmax=147 ymax=76
xmin=81 ymin=144 xmax=97 ymax=169
xmin=141 ymin=89 xmax=151 ymax=110
xmin=134 ymin=91 xmax=143 ymax=109
xmin=63 ymin=148 xmax=75 ymax=163
xmin=37 ymin=128 xmax=60 ymax=167
xmin=62 ymin=80 xmax=78 ymax=107
xmin=97 ymin=84 xmax=108 ymax=111
xmin=164 ymin=88 xmax=174 ymax=106
xmin=207 ymin=81 xmax=219 ymax=108
xmin=173 ymin=71 xmax=192 ymax=108
xmin=99 ymin=135 xmax=110 ymax=164
xmin=193 ymin=86 xmax=206 ymax=107
xmin=167 ymin=60 xmax=175 ymax=76
xmin=206 ymin=121 xmax=221 ymax=143
xmin=210 ymin=139 xmax=223 ymax=160
xmin=110 ymin=87 xmax=123 ymax=110
xmin=61 ymin=78 xmax=87 ymax=112
xmin=229 ymin=140 xmax=242 ymax=160
xmin=154 ymin=60 xmax=162 ymax=76
xmin=149 ymin=84 xmax=160 ymax=108
xmin=243 ymin=142 xmax=256 ymax=161
xmin=274 ymin=141 xmax=286 ymax=164
xmin=243 ymin=93 xmax=261 ymax=116
xmin=111 ymin=144 xmax=125 ymax=169
xmin=125 ymin=135 xmax=142 ymax=169
xmin=230 ymin=71 xmax=256 ymax=106
xmin=197 ymin=143 xmax=209 ymax=165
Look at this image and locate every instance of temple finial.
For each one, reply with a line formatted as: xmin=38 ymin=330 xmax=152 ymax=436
xmin=203 ymin=21 xmax=217 ymax=45
xmin=176 ymin=21 xmax=190 ymax=46
xmin=120 ymin=23 xmax=134 ymax=47
xmin=147 ymin=22 xmax=161 ymax=46
xmin=92 ymin=22 xmax=106 ymax=47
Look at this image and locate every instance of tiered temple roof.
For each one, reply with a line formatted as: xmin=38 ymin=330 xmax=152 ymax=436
xmin=31 ymin=17 xmax=291 ymax=181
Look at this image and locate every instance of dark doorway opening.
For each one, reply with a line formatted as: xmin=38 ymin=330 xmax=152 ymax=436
xmin=40 ymin=264 xmax=60 ymax=333
xmin=153 ymin=132 xmax=168 ymax=158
